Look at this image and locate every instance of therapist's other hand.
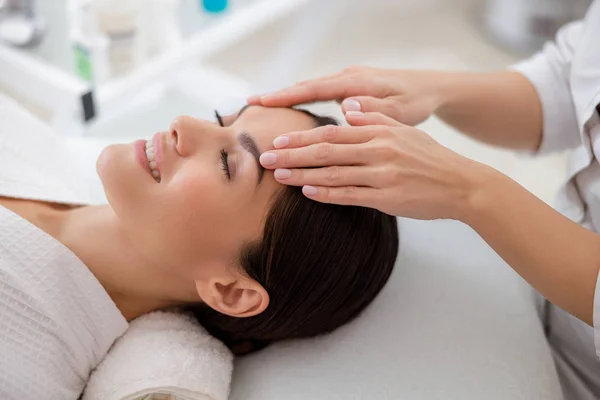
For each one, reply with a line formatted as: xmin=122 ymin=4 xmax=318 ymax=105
xmin=259 ymin=111 xmax=483 ymax=220
xmin=248 ymin=67 xmax=445 ymax=126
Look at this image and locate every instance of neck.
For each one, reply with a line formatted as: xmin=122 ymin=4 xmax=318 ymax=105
xmin=50 ymin=205 xmax=200 ymax=320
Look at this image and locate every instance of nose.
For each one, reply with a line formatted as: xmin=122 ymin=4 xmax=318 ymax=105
xmin=169 ymin=116 xmax=221 ymax=157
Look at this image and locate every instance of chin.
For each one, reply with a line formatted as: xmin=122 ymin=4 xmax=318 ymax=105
xmin=96 ymin=145 xmax=113 ymax=179
xmin=96 ymin=144 xmax=122 ymax=189
xmin=96 ymin=144 xmax=136 ymax=215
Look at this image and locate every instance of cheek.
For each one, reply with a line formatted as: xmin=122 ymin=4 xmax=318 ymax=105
xmin=142 ymin=170 xmax=233 ymax=267
xmin=170 ymin=170 xmax=225 ymax=222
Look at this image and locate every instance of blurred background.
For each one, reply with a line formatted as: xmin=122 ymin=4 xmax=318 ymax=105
xmin=0 ymin=0 xmax=593 ymax=205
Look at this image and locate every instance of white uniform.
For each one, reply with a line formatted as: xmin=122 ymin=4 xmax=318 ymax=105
xmin=512 ymin=1 xmax=600 ymax=398
xmin=0 ymin=95 xmax=129 ymax=399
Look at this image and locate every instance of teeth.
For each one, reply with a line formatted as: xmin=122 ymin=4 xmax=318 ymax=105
xmin=145 ymin=139 xmax=161 ymax=182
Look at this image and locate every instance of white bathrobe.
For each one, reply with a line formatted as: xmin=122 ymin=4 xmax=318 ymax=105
xmin=0 ymin=95 xmax=129 ymax=399
xmin=511 ymin=1 xmax=600 ymax=398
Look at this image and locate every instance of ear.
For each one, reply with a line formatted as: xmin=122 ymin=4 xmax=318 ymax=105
xmin=195 ymin=273 xmax=269 ymax=318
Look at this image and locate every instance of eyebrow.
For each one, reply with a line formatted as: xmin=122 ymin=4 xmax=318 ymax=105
xmin=238 ymin=132 xmax=265 ymax=184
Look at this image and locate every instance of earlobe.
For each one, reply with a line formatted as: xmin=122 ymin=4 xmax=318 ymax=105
xmin=195 ymin=276 xmax=269 ymax=318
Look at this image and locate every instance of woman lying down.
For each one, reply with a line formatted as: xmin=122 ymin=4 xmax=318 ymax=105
xmin=0 ymin=102 xmax=399 ymax=399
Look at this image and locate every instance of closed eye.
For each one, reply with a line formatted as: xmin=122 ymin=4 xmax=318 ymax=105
xmin=220 ymin=149 xmax=231 ymax=180
xmin=215 ymin=111 xmax=231 ymax=180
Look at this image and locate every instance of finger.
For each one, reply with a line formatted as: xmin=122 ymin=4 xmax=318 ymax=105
xmin=342 ymin=96 xmax=405 ymax=122
xmin=255 ymin=76 xmax=369 ymax=108
xmin=247 ymin=95 xmax=263 ymax=105
xmin=344 ymin=111 xmax=405 ymax=128
xmin=260 ymin=142 xmax=369 ymax=169
xmin=273 ymin=165 xmax=379 ymax=188
xmin=248 ymin=72 xmax=348 ymax=105
xmin=302 ymin=185 xmax=380 ymax=208
xmin=271 ymin=124 xmax=381 ymax=150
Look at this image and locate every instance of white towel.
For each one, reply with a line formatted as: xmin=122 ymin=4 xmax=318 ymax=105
xmin=83 ymin=311 xmax=234 ymax=400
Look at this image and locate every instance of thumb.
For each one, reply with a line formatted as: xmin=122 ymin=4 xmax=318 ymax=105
xmin=342 ymin=96 xmax=405 ymax=123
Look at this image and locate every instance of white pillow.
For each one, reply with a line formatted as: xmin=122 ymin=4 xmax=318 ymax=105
xmin=231 ymin=219 xmax=562 ymax=400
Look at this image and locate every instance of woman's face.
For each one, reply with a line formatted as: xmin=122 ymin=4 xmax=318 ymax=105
xmin=97 ymin=106 xmax=316 ymax=284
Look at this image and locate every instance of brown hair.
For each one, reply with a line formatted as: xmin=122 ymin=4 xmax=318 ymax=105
xmin=190 ymin=111 xmax=399 ymax=355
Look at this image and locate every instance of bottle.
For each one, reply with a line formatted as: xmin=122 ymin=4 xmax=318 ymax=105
xmin=202 ymin=0 xmax=228 ymax=13
xmin=69 ymin=0 xmax=110 ymax=83
xmin=94 ymin=0 xmax=144 ymax=77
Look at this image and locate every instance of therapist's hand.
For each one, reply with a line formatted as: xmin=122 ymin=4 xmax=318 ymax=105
xmin=248 ymin=67 xmax=446 ymax=126
xmin=259 ymin=111 xmax=486 ymax=220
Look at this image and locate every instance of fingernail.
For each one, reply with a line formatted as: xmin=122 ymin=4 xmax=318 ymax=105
xmin=345 ymin=110 xmax=364 ymax=116
xmin=273 ymin=136 xmax=290 ymax=149
xmin=303 ymin=185 xmax=318 ymax=196
xmin=274 ymin=169 xmax=292 ymax=179
xmin=342 ymin=98 xmax=361 ymax=112
xmin=260 ymin=152 xmax=278 ymax=166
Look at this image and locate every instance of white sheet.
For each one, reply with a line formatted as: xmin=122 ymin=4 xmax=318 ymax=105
xmin=231 ymin=219 xmax=563 ymax=400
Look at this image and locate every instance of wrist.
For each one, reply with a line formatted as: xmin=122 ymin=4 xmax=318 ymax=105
xmin=427 ymin=71 xmax=466 ymax=113
xmin=432 ymin=71 xmax=495 ymax=116
xmin=452 ymin=161 xmax=508 ymax=226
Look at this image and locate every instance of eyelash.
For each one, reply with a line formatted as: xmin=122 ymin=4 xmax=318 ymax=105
xmin=215 ymin=110 xmax=231 ymax=180
xmin=215 ymin=110 xmax=224 ymax=127
xmin=220 ymin=149 xmax=231 ymax=180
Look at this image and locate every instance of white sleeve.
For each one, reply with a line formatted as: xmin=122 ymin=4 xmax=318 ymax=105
xmin=509 ymin=21 xmax=583 ymax=154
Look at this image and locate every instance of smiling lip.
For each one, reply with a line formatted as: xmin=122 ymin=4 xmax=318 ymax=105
xmin=134 ymin=139 xmax=154 ymax=178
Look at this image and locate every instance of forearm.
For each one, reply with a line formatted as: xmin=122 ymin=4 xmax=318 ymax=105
xmin=432 ymin=71 xmax=542 ymax=151
xmin=458 ymin=166 xmax=600 ymax=325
